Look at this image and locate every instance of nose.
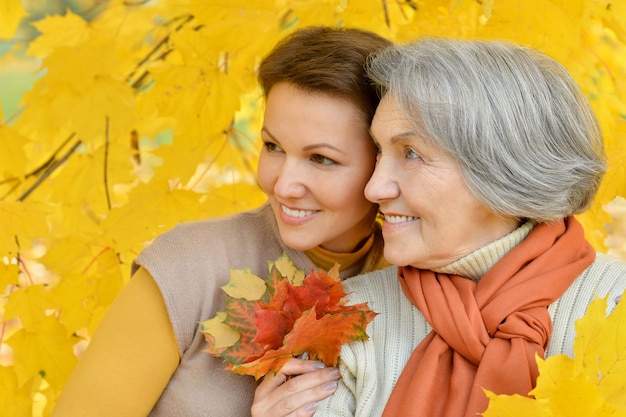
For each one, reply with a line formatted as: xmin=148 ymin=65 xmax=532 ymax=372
xmin=365 ymin=159 xmax=399 ymax=203
xmin=273 ymin=160 xmax=307 ymax=200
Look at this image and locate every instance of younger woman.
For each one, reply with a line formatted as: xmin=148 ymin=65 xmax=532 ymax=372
xmin=52 ymin=26 xmax=391 ymax=417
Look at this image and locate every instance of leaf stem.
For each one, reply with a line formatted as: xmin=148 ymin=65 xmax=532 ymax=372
xmin=15 ymin=236 xmax=34 ymax=286
xmin=104 ymin=117 xmax=112 ymax=210
xmin=81 ymin=246 xmax=112 ymax=274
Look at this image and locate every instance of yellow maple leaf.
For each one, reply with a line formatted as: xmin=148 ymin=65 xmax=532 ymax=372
xmin=548 ymin=375 xmax=615 ymax=417
xmin=98 ymin=182 xmax=211 ymax=255
xmin=270 ymin=253 xmax=306 ymax=286
xmin=36 ymin=39 xmax=136 ymax=144
xmin=573 ymin=293 xmax=626 ymax=406
xmin=0 ymin=105 xmax=29 ymax=180
xmin=4 ymin=285 xmax=58 ymax=329
xmin=530 ymin=355 xmax=576 ymax=400
xmin=0 ymin=201 xmax=50 ymax=257
xmin=221 ymin=268 xmax=266 ymax=300
xmin=0 ymin=0 xmax=26 ymax=40
xmin=6 ymin=315 xmax=78 ymax=389
xmin=200 ymin=311 xmax=240 ymax=350
xmin=0 ymin=366 xmax=32 ymax=416
xmin=26 ymin=11 xmax=94 ymax=57
xmin=483 ymin=391 xmax=550 ymax=417
xmin=0 ymin=262 xmax=20 ymax=290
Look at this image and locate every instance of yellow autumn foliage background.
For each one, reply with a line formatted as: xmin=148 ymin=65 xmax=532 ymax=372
xmin=0 ymin=0 xmax=624 ymax=416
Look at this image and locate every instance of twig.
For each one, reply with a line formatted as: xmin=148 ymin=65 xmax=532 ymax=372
xmin=126 ymin=14 xmax=194 ymax=87
xmin=17 ymin=140 xmax=83 ymax=201
xmin=382 ymin=0 xmax=391 ymax=29
xmin=0 ymin=133 xmax=76 ymax=187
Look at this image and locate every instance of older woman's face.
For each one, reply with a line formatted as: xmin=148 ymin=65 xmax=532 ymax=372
xmin=365 ymin=94 xmax=518 ymax=269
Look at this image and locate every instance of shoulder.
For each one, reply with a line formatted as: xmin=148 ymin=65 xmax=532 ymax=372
xmin=343 ymin=266 xmax=402 ymax=307
xmin=569 ymin=252 xmax=626 ymax=310
xmin=146 ymin=204 xmax=276 ymax=251
xmin=134 ymin=203 xmax=296 ymax=272
xmin=547 ymin=252 xmax=626 ymax=356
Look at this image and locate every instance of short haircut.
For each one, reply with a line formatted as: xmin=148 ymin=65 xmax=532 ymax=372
xmin=367 ymin=38 xmax=607 ymax=222
xmin=258 ymin=26 xmax=392 ymax=125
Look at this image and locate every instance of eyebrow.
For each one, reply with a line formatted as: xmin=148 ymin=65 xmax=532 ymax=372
xmin=261 ymin=126 xmax=276 ymax=140
xmin=390 ymin=131 xmax=417 ymax=144
xmin=369 ymin=127 xmax=416 ymax=144
xmin=262 ymin=126 xmax=345 ymax=154
xmin=302 ymin=143 xmax=344 ymax=154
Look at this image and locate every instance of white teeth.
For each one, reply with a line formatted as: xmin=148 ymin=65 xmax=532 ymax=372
xmin=282 ymin=205 xmax=315 ymax=218
xmin=385 ymin=215 xmax=418 ymax=224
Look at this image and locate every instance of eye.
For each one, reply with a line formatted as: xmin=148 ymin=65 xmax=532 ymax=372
xmin=310 ymin=154 xmax=336 ymax=165
xmin=404 ymin=147 xmax=421 ymax=160
xmin=262 ymin=141 xmax=283 ymax=153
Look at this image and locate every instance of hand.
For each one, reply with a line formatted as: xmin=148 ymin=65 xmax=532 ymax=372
xmin=251 ymin=358 xmax=340 ymax=417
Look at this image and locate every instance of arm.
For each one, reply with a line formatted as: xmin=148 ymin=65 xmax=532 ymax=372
xmin=251 ymin=358 xmax=340 ymax=417
xmin=52 ymin=267 xmax=180 ymax=416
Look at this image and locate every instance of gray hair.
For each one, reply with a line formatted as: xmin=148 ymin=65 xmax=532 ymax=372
xmin=366 ymin=38 xmax=607 ymax=222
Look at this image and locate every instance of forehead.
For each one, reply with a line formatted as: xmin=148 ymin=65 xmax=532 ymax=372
xmin=371 ymin=94 xmax=415 ymax=139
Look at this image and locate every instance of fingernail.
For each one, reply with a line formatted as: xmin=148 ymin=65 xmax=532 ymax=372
xmin=305 ymin=402 xmax=318 ymax=411
xmin=311 ymin=361 xmax=326 ymax=369
xmin=329 ymin=367 xmax=340 ymax=377
xmin=323 ymin=380 xmax=338 ymax=391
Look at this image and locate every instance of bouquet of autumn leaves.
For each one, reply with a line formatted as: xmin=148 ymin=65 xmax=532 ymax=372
xmin=200 ymin=254 xmax=377 ymax=379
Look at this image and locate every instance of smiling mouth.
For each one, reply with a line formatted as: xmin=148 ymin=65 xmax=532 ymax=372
xmin=384 ymin=214 xmax=419 ymax=224
xmin=281 ymin=205 xmax=316 ymax=218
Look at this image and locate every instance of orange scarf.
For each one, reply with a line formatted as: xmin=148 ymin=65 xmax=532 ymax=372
xmin=382 ymin=217 xmax=595 ymax=417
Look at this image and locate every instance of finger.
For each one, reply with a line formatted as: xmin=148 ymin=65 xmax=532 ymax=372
xmin=280 ymin=367 xmax=339 ymax=395
xmin=257 ymin=358 xmax=325 ymax=395
xmin=279 ymin=358 xmax=327 ymax=376
xmin=273 ymin=370 xmax=340 ymax=415
xmin=257 ymin=369 xmax=288 ymax=394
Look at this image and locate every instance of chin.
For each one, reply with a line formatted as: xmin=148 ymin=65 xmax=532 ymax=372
xmin=281 ymin=236 xmax=315 ymax=252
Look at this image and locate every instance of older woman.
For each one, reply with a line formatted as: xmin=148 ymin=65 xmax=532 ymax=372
xmin=309 ymin=38 xmax=626 ymax=417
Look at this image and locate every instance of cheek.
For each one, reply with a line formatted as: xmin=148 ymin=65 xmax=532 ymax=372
xmin=336 ymin=175 xmax=376 ymax=211
xmin=256 ymin=156 xmax=276 ymax=194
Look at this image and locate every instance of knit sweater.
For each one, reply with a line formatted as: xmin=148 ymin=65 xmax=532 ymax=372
xmin=314 ymin=224 xmax=626 ymax=417
xmin=133 ymin=203 xmax=384 ymax=417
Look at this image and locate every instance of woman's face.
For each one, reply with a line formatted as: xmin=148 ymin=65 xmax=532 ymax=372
xmin=365 ymin=94 xmax=518 ymax=269
xmin=257 ymin=82 xmax=378 ymax=253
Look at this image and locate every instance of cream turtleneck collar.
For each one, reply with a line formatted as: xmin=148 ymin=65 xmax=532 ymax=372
xmin=432 ymin=220 xmax=536 ymax=281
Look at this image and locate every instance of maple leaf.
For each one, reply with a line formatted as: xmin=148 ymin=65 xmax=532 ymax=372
xmin=0 ymin=0 xmax=26 ymax=40
xmin=0 ymin=105 xmax=29 ymax=180
xmin=6 ymin=315 xmax=78 ymax=389
xmin=270 ymin=253 xmax=306 ymax=286
xmin=282 ymin=307 xmax=375 ymax=366
xmin=26 ymin=11 xmax=93 ymax=57
xmin=221 ymin=268 xmax=266 ymax=301
xmin=4 ymin=284 xmax=59 ymax=329
xmin=200 ymin=312 xmax=240 ymax=354
xmin=0 ymin=201 xmax=50 ymax=257
xmin=201 ymin=255 xmax=377 ymax=379
xmin=0 ymin=366 xmax=32 ymax=416
xmin=290 ymin=268 xmax=347 ymax=317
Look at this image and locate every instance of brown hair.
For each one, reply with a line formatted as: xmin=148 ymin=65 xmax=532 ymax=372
xmin=258 ymin=26 xmax=391 ymax=124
